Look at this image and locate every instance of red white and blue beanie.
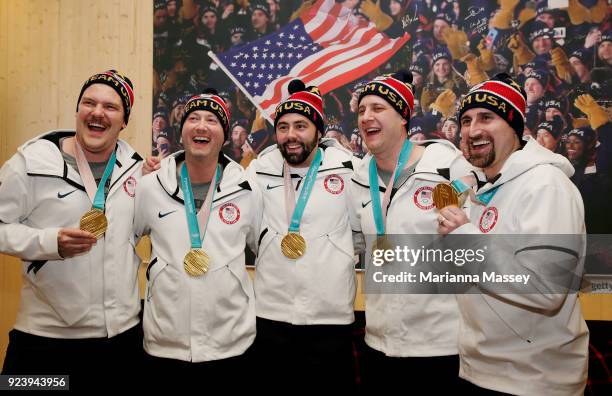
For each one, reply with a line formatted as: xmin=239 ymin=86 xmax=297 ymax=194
xmin=181 ymin=88 xmax=231 ymax=139
xmin=77 ymin=70 xmax=135 ymax=124
xmin=358 ymin=70 xmax=415 ymax=122
xmin=274 ymin=79 xmax=325 ymax=134
xmin=458 ymin=73 xmax=527 ymax=140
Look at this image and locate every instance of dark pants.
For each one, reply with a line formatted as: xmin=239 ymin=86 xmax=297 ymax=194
xmin=143 ymin=346 xmax=254 ymax=391
xmin=458 ymin=378 xmax=514 ymax=395
xmin=360 ymin=343 xmax=462 ymax=393
xmin=253 ymin=317 xmax=356 ymax=392
xmin=2 ymin=324 xmax=144 ymax=391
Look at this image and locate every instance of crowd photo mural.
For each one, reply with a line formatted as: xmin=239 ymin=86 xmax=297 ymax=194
xmin=153 ymin=1 xmax=612 ymax=392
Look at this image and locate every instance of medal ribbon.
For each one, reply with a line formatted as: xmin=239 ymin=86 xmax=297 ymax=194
xmin=180 ymin=163 xmax=220 ymax=249
xmin=369 ymin=139 xmax=413 ymax=236
xmin=450 ymin=174 xmax=501 ymax=206
xmin=74 ymin=139 xmax=116 ymax=210
xmin=283 ymin=148 xmax=323 ymax=233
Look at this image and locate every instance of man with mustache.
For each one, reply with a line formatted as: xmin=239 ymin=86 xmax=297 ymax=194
xmin=438 ymin=73 xmax=588 ymax=395
xmin=348 ymin=70 xmax=473 ymax=392
xmin=0 ymin=70 xmax=143 ymax=389
xmin=246 ymin=79 xmax=359 ymax=391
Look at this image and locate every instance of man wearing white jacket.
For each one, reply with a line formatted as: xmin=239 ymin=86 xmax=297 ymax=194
xmin=438 ymin=73 xmax=589 ymax=395
xmin=0 ymin=70 xmax=143 ymax=389
xmin=348 ymin=70 xmax=473 ymax=392
xmin=133 ymin=90 xmax=260 ymax=387
xmin=246 ymin=79 xmax=359 ymax=391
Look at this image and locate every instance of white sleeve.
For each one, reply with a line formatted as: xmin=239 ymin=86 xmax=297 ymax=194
xmin=0 ymin=154 xmax=61 ymax=261
xmin=132 ymin=175 xmax=151 ymax=242
xmin=245 ymin=159 xmax=263 ymax=254
xmin=347 ymin=177 xmax=365 ymax=255
xmin=450 ymin=183 xmax=585 ymax=313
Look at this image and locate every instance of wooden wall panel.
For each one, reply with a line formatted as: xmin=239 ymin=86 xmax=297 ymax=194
xmin=0 ymin=0 xmax=152 ymax=364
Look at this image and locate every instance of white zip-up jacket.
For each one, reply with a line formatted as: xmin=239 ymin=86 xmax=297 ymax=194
xmin=348 ymin=140 xmax=474 ymax=357
xmin=451 ymin=139 xmax=589 ymax=396
xmin=134 ymin=151 xmax=260 ymax=362
xmin=246 ymin=138 xmax=360 ymax=325
xmin=0 ymin=130 xmax=143 ymax=339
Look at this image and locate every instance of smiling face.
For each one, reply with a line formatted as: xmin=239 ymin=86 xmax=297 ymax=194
xmin=525 ymin=77 xmax=545 ymax=104
xmin=565 ymin=135 xmax=585 ymax=163
xmin=358 ymin=95 xmax=406 ymax=156
xmin=532 ymin=36 xmax=552 ymax=55
xmin=181 ymin=110 xmax=225 ymax=161
xmin=275 ymin=112 xmax=319 ymax=167
xmin=433 ymin=58 xmax=451 ymax=81
xmin=75 ymin=84 xmax=126 ymax=161
xmin=460 ymin=108 xmax=520 ymax=178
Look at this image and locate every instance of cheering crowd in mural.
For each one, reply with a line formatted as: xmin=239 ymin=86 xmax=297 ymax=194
xmin=153 ymin=0 xmax=611 ymax=234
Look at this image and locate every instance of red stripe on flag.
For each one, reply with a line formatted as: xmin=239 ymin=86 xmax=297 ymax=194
xmin=260 ymin=37 xmax=395 ymax=110
xmin=315 ymin=35 xmax=410 ymax=94
xmin=300 ymin=0 xmax=329 ymax=25
xmin=317 ymin=20 xmax=353 ymax=48
xmin=301 ymin=29 xmax=380 ymax=75
xmin=308 ymin=3 xmax=343 ymax=41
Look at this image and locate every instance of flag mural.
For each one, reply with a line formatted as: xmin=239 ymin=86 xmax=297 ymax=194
xmin=210 ymin=0 xmax=410 ymax=120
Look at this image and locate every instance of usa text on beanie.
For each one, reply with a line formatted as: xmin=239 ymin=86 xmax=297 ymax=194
xmin=180 ymin=88 xmax=231 ymax=139
xmin=274 ymin=79 xmax=325 ymax=134
xmin=358 ymin=70 xmax=415 ymax=121
xmin=458 ymin=73 xmax=527 ymax=139
xmin=77 ymin=70 xmax=135 ymax=124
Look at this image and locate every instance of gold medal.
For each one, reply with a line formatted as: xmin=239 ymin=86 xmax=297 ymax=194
xmin=183 ymin=249 xmax=209 ymax=277
xmin=433 ymin=183 xmax=460 ymax=210
xmin=80 ymin=208 xmax=108 ymax=239
xmin=371 ymin=235 xmax=393 ymax=264
xmin=281 ymin=233 xmax=306 ymax=259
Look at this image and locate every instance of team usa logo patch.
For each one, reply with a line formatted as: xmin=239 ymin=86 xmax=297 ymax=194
xmin=324 ymin=174 xmax=344 ymax=195
xmin=413 ymin=186 xmax=434 ymax=210
xmin=219 ymin=203 xmax=240 ymax=224
xmin=479 ymin=207 xmax=498 ymax=233
xmin=123 ymin=176 xmax=137 ymax=197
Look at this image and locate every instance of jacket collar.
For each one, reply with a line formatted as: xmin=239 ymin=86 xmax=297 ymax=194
xmin=155 ymin=150 xmax=249 ymax=204
xmin=19 ymin=129 xmax=142 ymax=189
xmin=254 ymin=138 xmax=354 ymax=178
xmin=352 ymin=139 xmax=467 ymax=187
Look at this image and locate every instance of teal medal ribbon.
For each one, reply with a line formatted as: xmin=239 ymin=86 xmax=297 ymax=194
xmin=287 ymin=148 xmax=322 ymax=233
xmin=180 ymin=163 xmax=220 ymax=249
xmin=368 ymin=140 xmax=413 ymax=236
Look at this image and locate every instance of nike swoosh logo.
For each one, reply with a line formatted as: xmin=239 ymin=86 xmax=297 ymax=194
xmin=57 ymin=189 xmax=78 ymax=199
xmin=158 ymin=210 xmax=177 ymax=218
xmin=266 ymin=184 xmax=283 ymax=190
xmin=361 ymin=200 xmax=372 ymax=208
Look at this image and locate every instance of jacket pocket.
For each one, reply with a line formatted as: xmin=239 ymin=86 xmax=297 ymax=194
xmin=255 ymin=225 xmax=279 ymax=263
xmin=26 ymin=256 xmax=91 ymax=326
xmin=144 ymin=257 xmax=181 ymax=340
xmin=204 ymin=261 xmax=255 ymax=349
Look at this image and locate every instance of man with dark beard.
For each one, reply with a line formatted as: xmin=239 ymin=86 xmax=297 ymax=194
xmin=438 ymin=73 xmax=589 ymax=395
xmin=246 ymin=79 xmax=360 ymax=392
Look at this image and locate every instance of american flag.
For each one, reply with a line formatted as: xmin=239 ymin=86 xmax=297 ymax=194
xmin=209 ymin=0 xmax=410 ymax=121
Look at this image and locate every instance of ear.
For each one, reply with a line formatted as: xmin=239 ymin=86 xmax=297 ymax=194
xmin=401 ymin=118 xmax=407 ymax=126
